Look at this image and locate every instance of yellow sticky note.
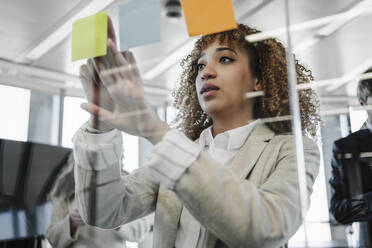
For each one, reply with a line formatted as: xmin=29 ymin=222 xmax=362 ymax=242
xmin=71 ymin=11 xmax=108 ymax=61
xmin=180 ymin=0 xmax=237 ymax=37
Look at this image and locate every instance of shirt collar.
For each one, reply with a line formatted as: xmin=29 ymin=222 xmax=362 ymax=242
xmin=199 ymin=120 xmax=260 ymax=150
xmin=199 ymin=126 xmax=214 ymax=148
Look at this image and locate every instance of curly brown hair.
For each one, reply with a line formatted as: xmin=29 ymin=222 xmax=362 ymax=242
xmin=171 ymin=24 xmax=320 ymax=141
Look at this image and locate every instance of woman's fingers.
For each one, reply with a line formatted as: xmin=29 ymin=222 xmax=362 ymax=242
xmin=94 ymin=59 xmax=117 ymax=89
xmin=81 ymin=102 xmax=114 ymax=124
xmin=106 ymin=39 xmax=132 ymax=80
xmin=127 ymin=51 xmax=142 ymax=85
xmin=80 ymin=64 xmax=99 ymax=103
xmin=70 ymin=210 xmax=85 ymax=225
xmin=93 ymin=39 xmax=126 ymax=86
xmin=87 ymin=59 xmax=99 ymax=85
xmin=107 ymin=16 xmax=116 ymax=45
xmin=79 ymin=76 xmax=93 ymax=101
xmin=80 ymin=63 xmax=114 ymax=109
xmin=71 ymin=216 xmax=85 ymax=226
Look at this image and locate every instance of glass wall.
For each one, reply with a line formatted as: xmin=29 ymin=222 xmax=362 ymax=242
xmin=1 ymin=1 xmax=372 ymax=247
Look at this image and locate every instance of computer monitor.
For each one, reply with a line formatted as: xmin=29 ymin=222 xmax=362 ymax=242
xmin=0 ymin=139 xmax=71 ymax=241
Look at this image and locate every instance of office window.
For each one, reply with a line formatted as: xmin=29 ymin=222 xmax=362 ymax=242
xmin=62 ymin=96 xmax=139 ymax=171
xmin=349 ymin=107 xmax=368 ymax=132
xmin=62 ymin=96 xmax=89 ymax=148
xmin=0 ymin=85 xmax=30 ymax=141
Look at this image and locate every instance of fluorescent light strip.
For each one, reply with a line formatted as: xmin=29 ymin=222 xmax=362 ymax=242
xmin=359 ymin=72 xmax=372 ymax=81
xmin=297 ymin=77 xmax=344 ymax=91
xmin=294 ymin=0 xmax=372 ymax=53
xmin=245 ymin=6 xmax=372 ymax=43
xmin=245 ymin=14 xmax=342 ymax=43
xmin=296 ymin=73 xmax=372 ymax=91
xmin=245 ymin=91 xmax=264 ymax=98
xmin=327 ymin=56 xmax=372 ymax=91
xmin=0 ymin=59 xmax=79 ymax=83
xmin=293 ymin=36 xmax=320 ymax=53
xmin=24 ymin=0 xmax=118 ymax=61
xmin=319 ymin=95 xmax=358 ymax=103
xmin=296 ymin=57 xmax=372 ymax=91
xmin=343 ymin=152 xmax=372 ymax=159
xmin=235 ymin=0 xmax=274 ymax=21
xmin=259 ymin=104 xmax=372 ymax=125
xmin=318 ymin=0 xmax=372 ymax=36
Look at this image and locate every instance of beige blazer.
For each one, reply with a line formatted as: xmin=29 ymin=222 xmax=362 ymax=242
xmin=74 ymin=123 xmax=320 ymax=248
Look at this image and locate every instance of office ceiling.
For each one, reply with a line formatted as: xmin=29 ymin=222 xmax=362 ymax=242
xmin=0 ymin=0 xmax=371 ymax=108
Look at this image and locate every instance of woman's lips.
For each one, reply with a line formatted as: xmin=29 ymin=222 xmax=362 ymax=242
xmin=202 ymin=89 xmax=219 ymax=97
xmin=200 ymin=84 xmax=219 ymax=94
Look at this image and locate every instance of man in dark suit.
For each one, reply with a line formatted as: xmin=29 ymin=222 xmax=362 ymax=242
xmin=329 ymin=68 xmax=372 ymax=246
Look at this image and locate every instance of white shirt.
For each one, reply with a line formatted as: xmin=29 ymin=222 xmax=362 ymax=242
xmin=174 ymin=120 xmax=259 ymax=248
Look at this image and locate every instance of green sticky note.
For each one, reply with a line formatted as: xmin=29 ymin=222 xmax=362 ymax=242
xmin=71 ymin=11 xmax=108 ymax=61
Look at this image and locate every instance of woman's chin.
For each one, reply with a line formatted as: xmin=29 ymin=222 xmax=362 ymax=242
xmin=203 ymin=105 xmax=224 ymax=118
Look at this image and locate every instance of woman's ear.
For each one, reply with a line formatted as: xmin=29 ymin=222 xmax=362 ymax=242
xmin=253 ymin=78 xmax=262 ymax=91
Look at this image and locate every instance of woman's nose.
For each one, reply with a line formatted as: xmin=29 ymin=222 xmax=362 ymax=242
xmin=201 ymin=64 xmax=217 ymax=80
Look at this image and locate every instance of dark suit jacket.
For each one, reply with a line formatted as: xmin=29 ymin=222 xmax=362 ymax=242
xmin=329 ymin=126 xmax=372 ymax=224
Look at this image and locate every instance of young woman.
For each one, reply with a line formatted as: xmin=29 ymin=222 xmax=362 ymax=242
xmin=73 ymin=21 xmax=320 ymax=248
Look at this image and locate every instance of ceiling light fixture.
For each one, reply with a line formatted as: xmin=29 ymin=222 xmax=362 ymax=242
xmin=294 ymin=0 xmax=372 ymax=52
xmin=245 ymin=1 xmax=372 ymax=43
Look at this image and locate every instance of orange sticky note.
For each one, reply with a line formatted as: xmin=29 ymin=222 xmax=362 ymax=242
xmin=180 ymin=0 xmax=237 ymax=37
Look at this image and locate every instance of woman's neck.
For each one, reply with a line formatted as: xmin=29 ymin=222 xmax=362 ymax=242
xmin=211 ymin=110 xmax=254 ymax=137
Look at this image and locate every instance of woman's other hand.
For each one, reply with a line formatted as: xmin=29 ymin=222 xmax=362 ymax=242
xmin=69 ymin=208 xmax=85 ymax=236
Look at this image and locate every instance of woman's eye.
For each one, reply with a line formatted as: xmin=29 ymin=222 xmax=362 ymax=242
xmin=220 ymin=56 xmax=234 ymax=63
xmin=197 ymin=63 xmax=205 ymax=71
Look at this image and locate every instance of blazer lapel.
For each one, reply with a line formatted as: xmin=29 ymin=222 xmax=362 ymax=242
xmin=230 ymin=123 xmax=275 ymax=179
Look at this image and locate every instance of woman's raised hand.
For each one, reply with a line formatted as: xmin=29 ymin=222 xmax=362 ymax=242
xmin=82 ymin=39 xmax=169 ymax=144
xmin=79 ymin=16 xmax=118 ymax=132
xmin=78 ymin=17 xmax=169 ymax=144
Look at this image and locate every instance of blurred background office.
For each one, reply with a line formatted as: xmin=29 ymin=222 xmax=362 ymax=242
xmin=0 ymin=0 xmax=372 ymax=247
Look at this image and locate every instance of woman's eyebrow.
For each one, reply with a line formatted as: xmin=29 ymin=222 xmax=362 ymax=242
xmin=215 ymin=47 xmax=237 ymax=55
xmin=197 ymin=47 xmax=237 ymax=62
xmin=197 ymin=53 xmax=206 ymax=62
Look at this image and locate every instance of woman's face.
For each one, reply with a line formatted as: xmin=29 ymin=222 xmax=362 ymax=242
xmin=195 ymin=40 xmax=260 ymax=118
